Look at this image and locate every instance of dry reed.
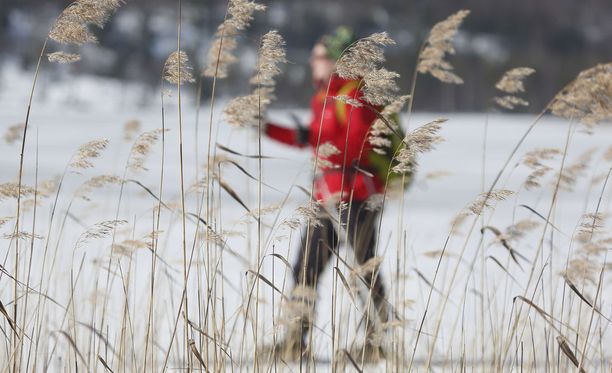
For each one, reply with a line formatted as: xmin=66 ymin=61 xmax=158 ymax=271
xmin=2 ymin=4 xmax=611 ymax=373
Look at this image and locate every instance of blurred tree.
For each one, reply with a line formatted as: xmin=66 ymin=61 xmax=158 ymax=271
xmin=1 ymin=0 xmax=610 ymax=111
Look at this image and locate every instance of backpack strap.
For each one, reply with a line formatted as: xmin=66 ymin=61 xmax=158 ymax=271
xmin=334 ymin=80 xmax=361 ymax=125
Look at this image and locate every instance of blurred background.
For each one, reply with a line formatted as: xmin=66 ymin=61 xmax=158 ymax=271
xmin=1 ymin=0 xmax=611 ymax=111
xmin=0 ymin=3 xmax=611 ymax=368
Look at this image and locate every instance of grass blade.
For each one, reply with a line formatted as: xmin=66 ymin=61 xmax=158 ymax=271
xmin=334 ymin=267 xmax=358 ymax=308
xmin=188 ymin=339 xmax=208 ymax=370
xmin=342 ymin=349 xmax=364 ymax=373
xmin=246 ymin=270 xmax=288 ymax=301
xmin=556 ymin=336 xmax=586 ymax=373
xmin=98 ymin=355 xmax=115 ymax=373
xmin=219 ymin=177 xmax=251 ymax=213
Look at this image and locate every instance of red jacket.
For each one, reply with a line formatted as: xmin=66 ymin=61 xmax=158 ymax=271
xmin=266 ymin=75 xmax=384 ymax=202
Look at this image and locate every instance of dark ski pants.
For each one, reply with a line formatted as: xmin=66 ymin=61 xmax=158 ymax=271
xmin=291 ymin=200 xmax=388 ymax=339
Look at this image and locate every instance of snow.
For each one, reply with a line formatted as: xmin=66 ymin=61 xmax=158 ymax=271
xmin=0 ymin=63 xmax=610 ymax=371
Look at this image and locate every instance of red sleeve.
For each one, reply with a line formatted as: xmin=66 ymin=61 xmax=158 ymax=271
xmin=265 ymin=122 xmax=308 ymax=148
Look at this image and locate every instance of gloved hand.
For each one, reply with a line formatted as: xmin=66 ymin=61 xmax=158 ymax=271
xmin=263 ymin=113 xmax=310 ymax=148
xmin=290 ymin=113 xmax=309 ymax=146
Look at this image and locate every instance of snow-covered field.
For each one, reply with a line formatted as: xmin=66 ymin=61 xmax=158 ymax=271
xmin=1 ymin=63 xmax=611 ymax=371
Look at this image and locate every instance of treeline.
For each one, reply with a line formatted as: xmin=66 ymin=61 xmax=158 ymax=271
xmin=1 ymin=0 xmax=611 ymax=111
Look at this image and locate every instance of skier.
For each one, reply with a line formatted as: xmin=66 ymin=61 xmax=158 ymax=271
xmin=262 ymin=26 xmax=391 ymax=363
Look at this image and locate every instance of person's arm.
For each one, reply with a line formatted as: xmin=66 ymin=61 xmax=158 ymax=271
xmin=264 ymin=121 xmax=309 ymax=148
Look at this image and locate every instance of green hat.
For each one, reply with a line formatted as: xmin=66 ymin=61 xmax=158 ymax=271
xmin=321 ymin=26 xmax=356 ymax=61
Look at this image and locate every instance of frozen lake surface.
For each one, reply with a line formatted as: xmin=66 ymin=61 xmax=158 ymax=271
xmin=0 ymin=64 xmax=611 ymax=371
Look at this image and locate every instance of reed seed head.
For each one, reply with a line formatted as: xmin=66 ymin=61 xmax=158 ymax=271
xmin=467 ymin=189 xmax=515 ymax=215
xmin=556 ymin=148 xmax=596 ymax=191
xmin=361 ymin=68 xmax=400 ymax=106
xmin=494 ymin=67 xmax=535 ymax=110
xmin=223 ymin=89 xmax=271 ymax=128
xmin=316 ymin=142 xmax=341 ymax=169
xmin=393 ymin=118 xmax=447 ymax=174
xmin=77 ymin=219 xmax=127 ymax=248
xmin=78 ymin=174 xmax=122 ymax=200
xmin=69 ymin=138 xmax=109 ymax=170
xmin=0 ymin=183 xmax=35 ymax=201
xmin=496 ymin=67 xmax=535 ymax=94
xmin=550 ymin=63 xmax=612 ymax=129
xmin=417 ymin=10 xmax=470 ymax=84
xmin=494 ymin=96 xmax=529 ymax=110
xmin=163 ymin=51 xmax=195 ymax=85
xmin=49 ymin=0 xmax=122 ymax=45
xmin=336 ymin=32 xmax=395 ymax=80
xmin=3 ymin=123 xmax=24 ymax=145
xmin=123 ymin=119 xmax=141 ymax=141
xmin=369 ymin=95 xmax=409 ymax=154
xmin=128 ymin=129 xmax=164 ymax=172
xmin=250 ymin=30 xmax=286 ymax=87
xmin=47 ymin=51 xmax=81 ymax=64
xmin=203 ymin=0 xmax=265 ymax=78
xmin=336 ymin=32 xmax=399 ymax=106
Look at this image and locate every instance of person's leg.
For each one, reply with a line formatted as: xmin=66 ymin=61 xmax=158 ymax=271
xmin=261 ymin=216 xmax=338 ymax=362
xmin=345 ymin=201 xmax=389 ymax=334
xmin=341 ymin=200 xmax=390 ymax=363
xmin=293 ymin=217 xmax=337 ymax=288
xmin=288 ymin=216 xmax=337 ymax=343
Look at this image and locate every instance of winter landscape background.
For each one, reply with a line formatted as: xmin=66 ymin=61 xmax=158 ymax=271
xmin=0 ymin=0 xmax=611 ymax=372
xmin=2 ymin=0 xmax=612 ymax=110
